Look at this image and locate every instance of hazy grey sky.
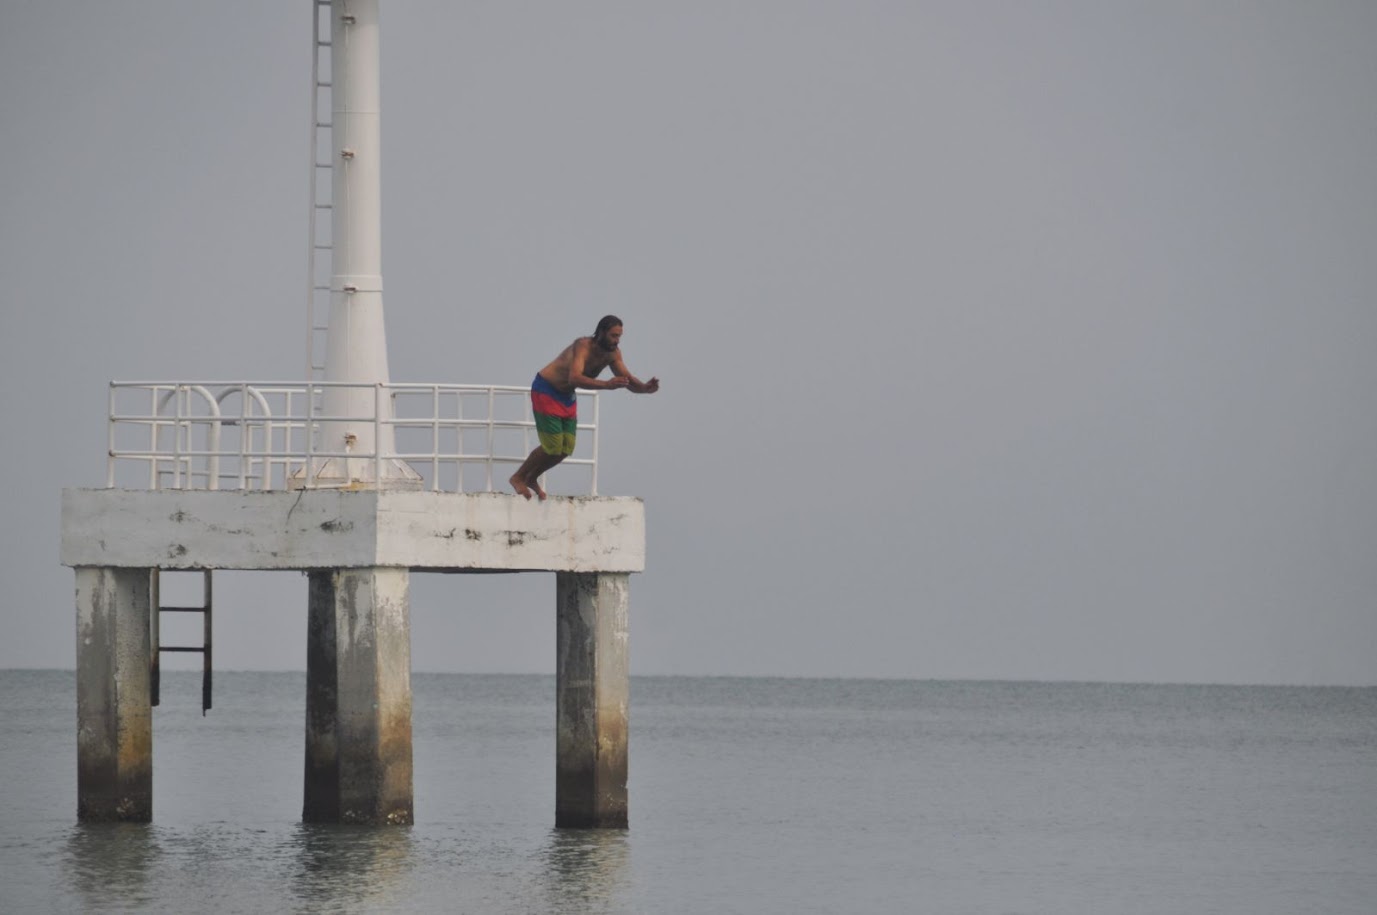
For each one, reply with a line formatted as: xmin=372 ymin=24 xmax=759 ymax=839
xmin=2 ymin=1 xmax=1374 ymax=684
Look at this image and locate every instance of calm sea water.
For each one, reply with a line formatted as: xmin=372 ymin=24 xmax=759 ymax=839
xmin=1 ymin=670 xmax=1373 ymax=914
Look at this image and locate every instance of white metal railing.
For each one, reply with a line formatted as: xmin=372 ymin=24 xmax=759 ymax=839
xmin=106 ymin=381 xmax=600 ymax=494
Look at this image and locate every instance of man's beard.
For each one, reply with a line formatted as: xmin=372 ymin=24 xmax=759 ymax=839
xmin=597 ymin=335 xmax=618 ymax=352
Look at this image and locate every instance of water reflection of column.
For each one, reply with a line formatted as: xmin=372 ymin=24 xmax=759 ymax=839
xmin=541 ymin=828 xmax=632 ymax=911
xmin=289 ymin=823 xmax=414 ymax=905
xmin=65 ymin=823 xmax=161 ymax=908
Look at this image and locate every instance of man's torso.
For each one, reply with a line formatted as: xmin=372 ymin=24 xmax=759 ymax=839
xmin=538 ymin=337 xmax=614 ymax=392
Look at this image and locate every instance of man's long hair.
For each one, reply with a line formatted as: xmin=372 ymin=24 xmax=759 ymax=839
xmin=594 ymin=315 xmax=623 ymax=348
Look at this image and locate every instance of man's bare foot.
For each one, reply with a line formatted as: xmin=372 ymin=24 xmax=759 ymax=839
xmin=509 ymin=473 xmax=532 ymax=500
xmin=532 ymin=477 xmax=547 ymax=501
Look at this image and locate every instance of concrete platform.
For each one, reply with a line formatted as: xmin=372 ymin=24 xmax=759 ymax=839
xmin=62 ymin=486 xmax=642 ymax=826
xmin=61 ymin=489 xmax=645 ymax=573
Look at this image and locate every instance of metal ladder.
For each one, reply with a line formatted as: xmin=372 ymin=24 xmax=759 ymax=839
xmin=307 ymin=0 xmax=334 ymax=383
xmin=150 ymin=570 xmax=213 ymax=715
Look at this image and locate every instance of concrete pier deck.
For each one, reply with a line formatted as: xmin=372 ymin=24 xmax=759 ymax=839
xmin=62 ymin=488 xmax=643 ymax=826
xmin=62 ymin=489 xmax=644 ymax=573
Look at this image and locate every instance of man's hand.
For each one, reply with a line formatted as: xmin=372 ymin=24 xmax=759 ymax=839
xmin=641 ymin=377 xmax=660 ymax=394
xmin=606 ymin=376 xmax=631 ymax=389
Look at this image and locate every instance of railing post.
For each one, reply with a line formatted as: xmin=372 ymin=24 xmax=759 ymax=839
xmin=591 ymin=392 xmax=600 ymax=496
xmin=305 ymin=383 xmax=317 ymax=485
xmin=374 ymin=383 xmax=384 ymax=488
xmin=522 ymin=390 xmax=532 ymax=479
xmin=486 ymin=387 xmax=495 ymax=493
xmin=431 ymin=384 xmax=440 ymax=491
xmin=172 ymin=385 xmax=184 ymax=490
xmin=201 ymin=385 xmax=220 ymax=491
xmin=107 ymin=383 xmax=117 ymax=488
xmin=147 ymin=386 xmax=159 ymax=490
xmin=238 ymin=383 xmax=250 ymax=490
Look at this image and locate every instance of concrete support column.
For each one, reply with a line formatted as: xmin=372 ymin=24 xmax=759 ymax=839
xmin=304 ymin=568 xmax=413 ymax=825
xmin=75 ymin=567 xmax=153 ymax=822
xmin=555 ymin=572 xmax=630 ymax=828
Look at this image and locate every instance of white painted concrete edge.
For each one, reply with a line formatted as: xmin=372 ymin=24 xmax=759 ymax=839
xmin=60 ymin=489 xmax=645 ymax=573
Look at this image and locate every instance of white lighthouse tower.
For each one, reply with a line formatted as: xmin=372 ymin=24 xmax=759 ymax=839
xmin=61 ymin=0 xmax=643 ymax=828
xmin=310 ymin=0 xmax=419 ymax=488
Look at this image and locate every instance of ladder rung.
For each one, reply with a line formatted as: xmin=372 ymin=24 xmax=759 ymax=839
xmin=160 ymin=606 xmax=209 ymax=613
xmin=160 ymin=646 xmax=207 ymax=653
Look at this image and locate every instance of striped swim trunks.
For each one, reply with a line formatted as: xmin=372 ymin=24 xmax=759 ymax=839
xmin=531 ymin=374 xmax=577 ymax=456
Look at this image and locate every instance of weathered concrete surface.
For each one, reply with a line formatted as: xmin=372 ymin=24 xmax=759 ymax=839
xmin=376 ymin=491 xmax=642 ymax=571
xmin=61 ymin=490 xmax=644 ymax=573
xmin=303 ymin=568 xmax=413 ymax=825
xmin=76 ymin=567 xmax=153 ymax=822
xmin=555 ymin=572 xmax=629 ymax=828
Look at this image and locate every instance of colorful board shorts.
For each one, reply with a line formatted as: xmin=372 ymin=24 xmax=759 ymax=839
xmin=531 ymin=374 xmax=578 ymax=456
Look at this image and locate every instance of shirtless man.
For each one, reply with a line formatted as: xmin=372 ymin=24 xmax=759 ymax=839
xmin=510 ymin=315 xmax=660 ymax=500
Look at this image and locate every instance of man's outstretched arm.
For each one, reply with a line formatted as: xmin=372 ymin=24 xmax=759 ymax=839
xmin=612 ymin=353 xmax=659 ymax=393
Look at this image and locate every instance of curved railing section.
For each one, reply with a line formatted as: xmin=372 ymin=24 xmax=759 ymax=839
xmin=106 ymin=381 xmax=600 ymax=495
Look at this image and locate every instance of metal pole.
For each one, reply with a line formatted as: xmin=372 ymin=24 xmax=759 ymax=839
xmin=107 ymin=383 xmax=117 ymax=488
xmin=591 ymin=393 xmax=600 ymax=496
xmin=374 ymin=382 xmax=384 ymax=487
xmin=202 ymin=571 xmax=213 ymax=715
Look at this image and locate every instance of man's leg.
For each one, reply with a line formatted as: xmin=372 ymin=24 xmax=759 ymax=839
xmin=528 ymin=450 xmax=567 ymax=500
xmin=528 ymin=417 xmax=576 ymax=499
xmin=510 ymin=447 xmax=542 ymax=499
xmin=511 ymin=447 xmax=565 ymax=500
xmin=513 ymin=409 xmax=576 ymax=500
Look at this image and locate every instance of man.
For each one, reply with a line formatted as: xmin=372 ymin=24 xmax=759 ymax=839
xmin=510 ymin=315 xmax=660 ymax=500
